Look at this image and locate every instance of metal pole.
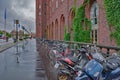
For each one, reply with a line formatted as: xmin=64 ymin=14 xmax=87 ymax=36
xmin=16 ymin=24 xmax=18 ymax=42
xmin=4 ymin=8 xmax=7 ymax=42
xmin=4 ymin=18 xmax=6 ymax=39
xmin=15 ymin=20 xmax=19 ymax=42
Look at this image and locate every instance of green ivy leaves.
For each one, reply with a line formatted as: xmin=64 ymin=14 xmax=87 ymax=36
xmin=73 ymin=4 xmax=91 ymax=42
xmin=64 ymin=0 xmax=91 ymax=42
xmin=104 ymin=0 xmax=120 ymax=45
xmin=64 ymin=26 xmax=70 ymax=41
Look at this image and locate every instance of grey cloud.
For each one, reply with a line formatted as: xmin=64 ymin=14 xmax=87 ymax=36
xmin=0 ymin=0 xmax=35 ymax=33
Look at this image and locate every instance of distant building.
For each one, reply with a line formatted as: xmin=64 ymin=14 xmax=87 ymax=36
xmin=11 ymin=30 xmax=24 ymax=40
xmin=31 ymin=33 xmax=36 ymax=38
xmin=36 ymin=0 xmax=116 ymax=46
xmin=19 ymin=30 xmax=24 ymax=40
xmin=1 ymin=30 xmax=7 ymax=35
xmin=11 ymin=30 xmax=16 ymax=38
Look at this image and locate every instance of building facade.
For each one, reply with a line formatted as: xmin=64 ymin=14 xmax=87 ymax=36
xmin=11 ymin=30 xmax=24 ymax=40
xmin=36 ymin=0 xmax=116 ymax=46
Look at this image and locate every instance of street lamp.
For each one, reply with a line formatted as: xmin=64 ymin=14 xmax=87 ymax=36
xmin=22 ymin=26 xmax=31 ymax=39
xmin=15 ymin=20 xmax=19 ymax=42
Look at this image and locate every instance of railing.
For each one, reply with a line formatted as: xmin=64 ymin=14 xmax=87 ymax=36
xmin=50 ymin=40 xmax=120 ymax=55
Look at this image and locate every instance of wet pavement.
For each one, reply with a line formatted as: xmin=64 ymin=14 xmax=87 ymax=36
xmin=0 ymin=38 xmax=13 ymax=46
xmin=0 ymin=39 xmax=48 ymax=80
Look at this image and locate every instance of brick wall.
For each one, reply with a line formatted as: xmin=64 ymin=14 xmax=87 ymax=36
xmin=36 ymin=0 xmax=116 ymax=46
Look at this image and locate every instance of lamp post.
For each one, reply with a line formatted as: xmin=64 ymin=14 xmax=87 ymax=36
xmin=14 ymin=20 xmax=20 ymax=63
xmin=22 ymin=26 xmax=30 ymax=39
xmin=4 ymin=8 xmax=7 ymax=42
xmin=15 ymin=20 xmax=19 ymax=42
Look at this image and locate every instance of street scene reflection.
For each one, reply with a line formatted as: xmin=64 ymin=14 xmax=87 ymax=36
xmin=0 ymin=39 xmax=48 ymax=80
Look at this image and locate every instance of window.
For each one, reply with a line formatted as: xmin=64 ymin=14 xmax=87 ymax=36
xmin=39 ymin=23 xmax=41 ymax=26
xmin=39 ymin=4 xmax=42 ymax=16
xmin=39 ymin=5 xmax=41 ymax=9
xmin=61 ymin=0 xmax=64 ymax=2
xmin=39 ymin=11 xmax=41 ymax=16
xmin=91 ymin=31 xmax=94 ymax=42
xmin=52 ymin=7 xmax=54 ymax=12
xmin=90 ymin=1 xmax=99 ymax=44
xmin=90 ymin=1 xmax=98 ymax=25
xmin=91 ymin=30 xmax=97 ymax=44
xmin=56 ymin=0 xmax=58 ymax=8
xmin=95 ymin=30 xmax=97 ymax=42
xmin=50 ymin=0 xmax=51 ymax=7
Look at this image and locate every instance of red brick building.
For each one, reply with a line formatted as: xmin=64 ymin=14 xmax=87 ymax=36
xmin=36 ymin=0 xmax=116 ymax=46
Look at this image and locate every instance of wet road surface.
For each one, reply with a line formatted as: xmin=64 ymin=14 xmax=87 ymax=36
xmin=0 ymin=39 xmax=48 ymax=80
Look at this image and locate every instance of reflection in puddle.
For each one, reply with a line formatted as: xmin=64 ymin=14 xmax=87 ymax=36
xmin=0 ymin=39 xmax=48 ymax=80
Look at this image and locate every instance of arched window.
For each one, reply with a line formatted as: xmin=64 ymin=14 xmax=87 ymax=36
xmin=60 ymin=15 xmax=65 ymax=40
xmin=61 ymin=0 xmax=64 ymax=2
xmin=69 ymin=10 xmax=75 ymax=30
xmin=90 ymin=1 xmax=99 ymax=44
xmin=46 ymin=26 xmax=48 ymax=39
xmin=55 ymin=19 xmax=58 ymax=40
xmin=52 ymin=22 xmax=54 ymax=40
xmin=69 ymin=9 xmax=75 ymax=41
xmin=49 ymin=24 xmax=51 ymax=40
xmin=90 ymin=1 xmax=98 ymax=25
xmin=56 ymin=0 xmax=58 ymax=8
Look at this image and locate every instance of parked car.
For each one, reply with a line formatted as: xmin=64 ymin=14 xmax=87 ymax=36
xmin=0 ymin=34 xmax=3 ymax=39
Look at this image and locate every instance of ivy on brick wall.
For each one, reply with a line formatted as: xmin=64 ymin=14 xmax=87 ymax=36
xmin=64 ymin=26 xmax=70 ymax=41
xmin=72 ymin=0 xmax=77 ymax=14
xmin=73 ymin=0 xmax=91 ymax=42
xmin=104 ymin=0 xmax=120 ymax=45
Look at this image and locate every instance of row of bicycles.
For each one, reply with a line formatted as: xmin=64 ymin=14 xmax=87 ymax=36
xmin=39 ymin=39 xmax=120 ymax=80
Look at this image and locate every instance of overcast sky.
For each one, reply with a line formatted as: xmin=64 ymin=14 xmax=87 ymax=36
xmin=0 ymin=0 xmax=35 ymax=33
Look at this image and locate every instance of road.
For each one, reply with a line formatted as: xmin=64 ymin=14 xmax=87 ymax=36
xmin=0 ymin=39 xmax=48 ymax=80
